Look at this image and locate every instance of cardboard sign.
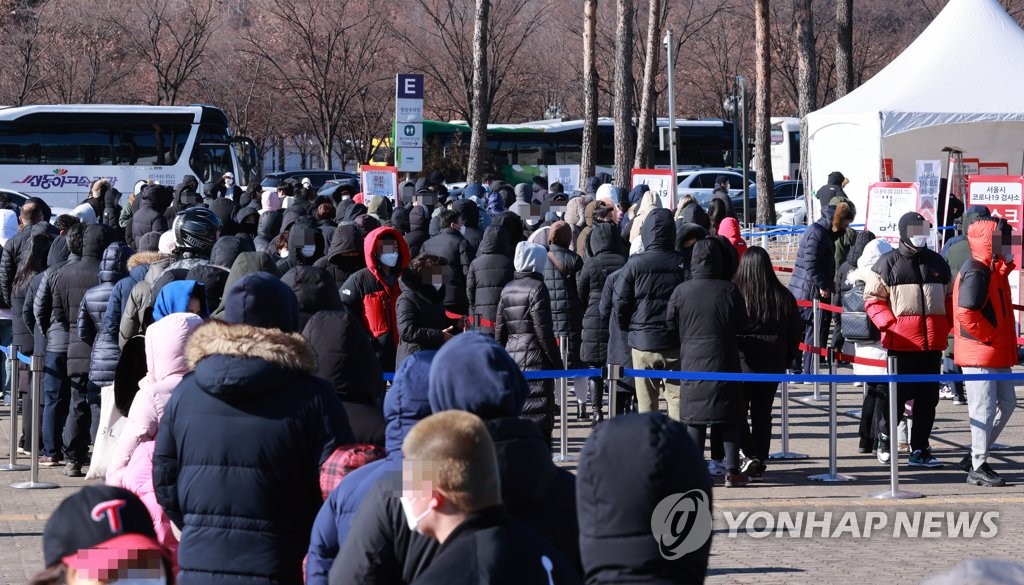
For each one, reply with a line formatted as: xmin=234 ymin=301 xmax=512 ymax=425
xmin=864 ymin=182 xmax=921 ymax=244
xmin=979 ymin=162 xmax=1010 ymax=176
xmin=361 ymin=166 xmax=399 ymax=200
xmin=630 ymin=168 xmax=676 ymax=210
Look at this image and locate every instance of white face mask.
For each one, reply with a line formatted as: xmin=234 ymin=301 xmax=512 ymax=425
xmin=909 ymin=235 xmax=929 ymax=248
xmin=279 ymin=249 xmax=289 ymax=258
xmin=225 ymin=179 xmax=234 ymax=187
xmin=380 ymin=252 xmax=400 ymax=267
xmin=399 ymin=496 xmax=432 ymax=533
xmin=432 ymin=282 xmax=443 ymax=290
xmin=300 ymin=244 xmax=316 ymax=257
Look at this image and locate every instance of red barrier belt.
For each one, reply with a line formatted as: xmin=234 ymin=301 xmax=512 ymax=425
xmin=795 ymin=299 xmax=844 ymax=314
xmin=445 ymin=311 xmax=497 ymax=329
xmin=798 ymin=342 xmax=887 ymax=369
xmin=773 ymin=265 xmax=794 ymax=273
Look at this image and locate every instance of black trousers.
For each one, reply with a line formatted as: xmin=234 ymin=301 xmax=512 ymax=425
xmin=688 ymin=423 xmax=742 ymax=474
xmin=859 ymin=382 xmax=886 ymax=449
xmin=877 ymin=350 xmax=941 ymax=452
xmin=741 ymin=382 xmax=778 ymax=462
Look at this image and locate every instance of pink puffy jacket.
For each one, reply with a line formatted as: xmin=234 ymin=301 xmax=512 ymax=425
xmin=123 ymin=440 xmax=178 ymax=571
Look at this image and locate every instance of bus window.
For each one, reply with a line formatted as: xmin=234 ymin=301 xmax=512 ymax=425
xmin=191 ymin=144 xmax=233 ymax=185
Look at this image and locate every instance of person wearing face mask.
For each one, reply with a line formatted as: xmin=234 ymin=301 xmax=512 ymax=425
xmin=399 ymin=410 xmax=581 ymax=585
xmin=420 ymin=208 xmax=476 ymax=318
xmin=952 ymin=218 xmax=1018 ymax=486
xmin=339 ymin=226 xmax=411 ymax=372
xmin=209 ymin=172 xmax=242 ymax=203
xmin=31 ymin=486 xmax=174 ymax=585
xmin=787 ymin=200 xmax=856 ymax=375
xmin=865 ymin=211 xmax=952 ymax=469
xmin=396 ymin=254 xmax=456 ymax=367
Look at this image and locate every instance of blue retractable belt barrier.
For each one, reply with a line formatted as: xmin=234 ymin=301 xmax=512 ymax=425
xmin=17 ymin=353 xmax=30 ymax=365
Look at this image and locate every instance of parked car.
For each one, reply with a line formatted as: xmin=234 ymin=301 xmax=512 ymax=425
xmin=318 ymin=177 xmax=362 ymax=200
xmin=260 ymin=170 xmax=358 ymax=192
xmin=748 ymin=180 xmax=807 ymax=226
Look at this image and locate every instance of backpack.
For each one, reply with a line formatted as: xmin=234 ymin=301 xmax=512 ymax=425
xmin=842 ymin=281 xmax=880 ymax=341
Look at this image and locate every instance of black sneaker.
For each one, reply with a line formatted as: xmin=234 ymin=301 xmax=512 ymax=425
xmin=959 ymin=454 xmax=972 ymax=473
xmin=967 ymin=463 xmax=1005 ymax=487
xmin=576 ymin=401 xmax=590 ymax=421
xmin=64 ymin=461 xmax=84 ymax=478
xmin=954 ymin=394 xmax=968 ymax=406
xmin=740 ymin=457 xmax=766 ymax=476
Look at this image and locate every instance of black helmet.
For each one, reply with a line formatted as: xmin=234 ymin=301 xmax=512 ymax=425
xmin=173 ymin=207 xmax=220 ymax=257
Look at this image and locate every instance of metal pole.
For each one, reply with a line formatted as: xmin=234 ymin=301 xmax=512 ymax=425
xmin=770 ymin=371 xmax=808 ymax=460
xmin=810 ymin=349 xmax=855 ymax=481
xmin=606 ymin=364 xmax=621 ymax=419
xmin=664 ymin=30 xmax=678 ymax=210
xmin=553 ymin=335 xmax=576 ymax=463
xmin=812 ymin=299 xmax=822 ymax=401
xmin=737 ymin=75 xmax=750 ymax=227
xmin=0 ymin=346 xmax=27 ymax=471
xmin=12 ymin=355 xmax=57 ymax=489
xmin=873 ymin=356 xmax=922 ymax=499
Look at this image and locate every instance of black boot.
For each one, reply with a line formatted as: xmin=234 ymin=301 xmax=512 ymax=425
xmin=589 ymin=378 xmax=604 ymax=428
xmin=576 ymin=400 xmax=590 ymax=421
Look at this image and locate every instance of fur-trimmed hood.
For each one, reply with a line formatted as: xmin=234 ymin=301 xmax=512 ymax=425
xmin=186 ymin=319 xmax=317 ymax=375
xmin=128 ymin=251 xmax=163 ymax=270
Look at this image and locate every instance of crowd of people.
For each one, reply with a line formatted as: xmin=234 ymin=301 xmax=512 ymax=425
xmin=6 ymin=164 xmax=1015 ymax=583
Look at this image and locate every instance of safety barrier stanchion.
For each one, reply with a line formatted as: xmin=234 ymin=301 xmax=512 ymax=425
xmin=811 ymin=298 xmax=823 ymax=401
xmin=810 ymin=349 xmax=856 ymax=482
xmin=769 ymin=370 xmax=807 ymax=460
xmin=605 ymin=364 xmax=621 ymax=419
xmin=12 ymin=355 xmax=57 ymax=489
xmin=553 ymin=336 xmax=576 ymax=463
xmin=0 ymin=345 xmax=27 ymax=472
xmin=872 ymin=356 xmax=921 ymax=499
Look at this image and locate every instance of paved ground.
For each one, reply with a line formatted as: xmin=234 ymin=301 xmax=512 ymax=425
xmin=0 ymin=371 xmax=1021 ymax=584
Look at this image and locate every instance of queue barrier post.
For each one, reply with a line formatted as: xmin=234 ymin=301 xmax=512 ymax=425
xmin=0 ymin=345 xmax=27 ymax=472
xmin=809 ymin=349 xmax=856 ymax=482
xmin=552 ymin=336 xmax=576 ymax=463
xmin=872 ymin=356 xmax=922 ymax=499
xmin=811 ymin=298 xmax=823 ymax=401
xmin=605 ymin=364 xmax=621 ymax=419
xmin=769 ymin=369 xmax=808 ymax=460
xmin=11 ymin=355 xmax=57 ymax=489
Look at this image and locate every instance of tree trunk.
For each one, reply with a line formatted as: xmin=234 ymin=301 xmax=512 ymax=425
xmin=835 ymin=0 xmax=853 ymax=97
xmin=612 ymin=0 xmax=635 ymax=188
xmin=467 ymin=0 xmax=490 ymax=183
xmin=632 ymin=0 xmax=663 ymax=169
xmin=580 ymin=0 xmax=598 ymax=179
xmin=795 ymin=0 xmax=816 ymax=210
xmin=754 ymin=0 xmax=775 ymax=226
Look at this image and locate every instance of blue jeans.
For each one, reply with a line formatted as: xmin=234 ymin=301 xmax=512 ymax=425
xmin=942 ymin=356 xmax=965 ymax=397
xmin=42 ymin=352 xmax=69 ymax=459
xmin=0 ymin=319 xmax=12 ymax=396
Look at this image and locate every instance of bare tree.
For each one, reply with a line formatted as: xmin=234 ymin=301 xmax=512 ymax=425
xmin=580 ymin=0 xmax=598 ymax=177
xmin=113 ymin=0 xmax=216 ymax=105
xmin=794 ymin=0 xmax=816 ymax=196
xmin=245 ymin=0 xmax=389 ymax=170
xmin=754 ymin=0 xmax=775 ymax=225
xmin=467 ymin=0 xmax=490 ymax=181
xmin=0 ymin=1 xmax=49 ymax=106
xmin=632 ymin=0 xmax=665 ymax=168
xmin=612 ymin=0 xmax=635 ymax=186
xmin=835 ymin=0 xmax=853 ymax=97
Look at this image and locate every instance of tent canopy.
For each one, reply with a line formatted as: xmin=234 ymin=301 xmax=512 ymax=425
xmin=806 ymin=0 xmax=1024 ymax=220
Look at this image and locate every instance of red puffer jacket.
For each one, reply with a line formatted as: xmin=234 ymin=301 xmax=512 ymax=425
xmin=864 ymin=243 xmax=952 ymax=352
xmin=953 ymin=220 xmax=1018 ymax=368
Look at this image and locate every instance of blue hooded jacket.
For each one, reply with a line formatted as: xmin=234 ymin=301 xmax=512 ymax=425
xmin=305 ymin=351 xmax=435 ymax=585
xmin=151 ymin=279 xmax=208 ymax=322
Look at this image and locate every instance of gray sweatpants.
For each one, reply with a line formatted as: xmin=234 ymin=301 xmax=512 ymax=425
xmin=962 ymin=366 xmax=1017 ymax=470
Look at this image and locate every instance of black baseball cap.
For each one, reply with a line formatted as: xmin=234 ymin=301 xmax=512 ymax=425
xmin=43 ymin=486 xmax=162 ymax=571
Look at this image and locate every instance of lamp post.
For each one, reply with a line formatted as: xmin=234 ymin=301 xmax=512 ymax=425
xmin=735 ymin=74 xmax=749 ymax=226
xmin=663 ymin=30 xmax=677 ymax=208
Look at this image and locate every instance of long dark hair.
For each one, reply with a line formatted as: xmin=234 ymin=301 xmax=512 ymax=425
xmin=707 ymin=198 xmax=727 ymax=235
xmin=13 ymin=233 xmax=52 ymax=297
xmin=734 ymin=246 xmax=796 ymax=325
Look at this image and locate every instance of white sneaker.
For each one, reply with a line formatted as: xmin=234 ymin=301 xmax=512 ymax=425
xmin=939 ymin=386 xmax=955 ymax=400
xmin=707 ymin=459 xmax=727 ymax=476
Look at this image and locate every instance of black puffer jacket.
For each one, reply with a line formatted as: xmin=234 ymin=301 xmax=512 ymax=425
xmin=276 ymin=219 xmax=326 ymax=274
xmin=78 ymin=242 xmax=130 ymax=392
xmin=54 ymin=225 xmax=112 ymax=375
xmin=454 ymin=198 xmax=485 ymax=251
xmin=12 ymin=234 xmax=54 ymax=355
xmin=421 ymin=227 xmax=475 ymax=314
xmin=209 ymin=235 xmax=255 ymax=270
xmin=788 ymin=205 xmax=838 ymax=302
xmin=577 ymin=413 xmax=712 ymax=584
xmin=466 ymin=226 xmax=514 ymax=335
xmin=313 ymin=223 xmax=365 ymax=287
xmin=303 ymin=309 xmax=386 ymax=446
xmin=0 ymin=218 xmax=55 ymax=307
xmin=543 ymin=242 xmax=584 ymax=339
xmin=281 ymin=265 xmax=342 ymax=331
xmin=153 ymin=319 xmax=353 ymax=585
xmin=130 ymin=186 xmax=172 ymax=247
xmin=614 ymin=209 xmax=686 ymax=352
xmin=32 ymin=237 xmax=75 ymax=354
xmin=254 ymin=210 xmax=283 ymax=253
xmin=404 ymin=206 xmax=430 ymax=258
xmin=667 ymin=239 xmax=748 ymax=425
xmin=579 ymin=223 xmax=627 ymax=365
xmin=395 ymin=270 xmax=449 ymax=366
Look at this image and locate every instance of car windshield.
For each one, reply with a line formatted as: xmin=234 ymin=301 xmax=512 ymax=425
xmin=260 ymin=177 xmax=282 ymax=189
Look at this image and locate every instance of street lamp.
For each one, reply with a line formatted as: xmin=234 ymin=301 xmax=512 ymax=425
xmin=663 ymin=30 xmax=677 ymax=208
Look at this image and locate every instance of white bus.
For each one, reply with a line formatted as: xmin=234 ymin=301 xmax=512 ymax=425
xmin=770 ymin=117 xmax=800 ymax=181
xmin=0 ymin=104 xmax=258 ymax=211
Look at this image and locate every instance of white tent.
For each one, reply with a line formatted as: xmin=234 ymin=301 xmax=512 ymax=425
xmin=806 ymin=0 xmax=1024 ymax=220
